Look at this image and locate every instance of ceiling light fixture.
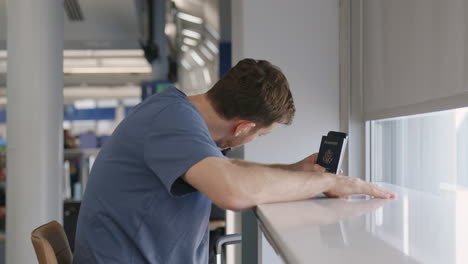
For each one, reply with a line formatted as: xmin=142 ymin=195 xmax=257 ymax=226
xmin=182 ymin=29 xmax=201 ymax=39
xmin=63 ymin=49 xmax=144 ymax=57
xmin=183 ymin=38 xmax=198 ymax=47
xmin=205 ymin=24 xmax=220 ymax=40
xmin=200 ymin=46 xmax=214 ymax=61
xmin=203 ymin=68 xmax=212 ymax=85
xmin=181 ymin=59 xmax=192 ymax=70
xmin=190 ymin=50 xmax=205 ymax=66
xmin=177 ymin=12 xmax=203 ymax=24
xmin=205 ymin=40 xmax=219 ymax=54
xmin=64 ymin=67 xmax=152 ymax=74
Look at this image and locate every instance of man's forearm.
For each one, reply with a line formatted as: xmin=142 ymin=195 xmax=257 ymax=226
xmin=230 ymin=159 xmax=298 ymax=171
xmin=184 ymin=157 xmax=393 ymax=212
xmin=225 ymin=159 xmax=336 ymax=209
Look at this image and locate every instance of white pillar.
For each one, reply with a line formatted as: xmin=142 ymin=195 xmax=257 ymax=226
xmin=113 ymin=100 xmax=126 ymax=130
xmin=6 ymin=0 xmax=64 ymax=263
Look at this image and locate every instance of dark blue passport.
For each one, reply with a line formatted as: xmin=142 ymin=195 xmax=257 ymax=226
xmin=317 ymin=131 xmax=348 ymax=174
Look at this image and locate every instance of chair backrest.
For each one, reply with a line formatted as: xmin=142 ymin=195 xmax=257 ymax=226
xmin=31 ymin=221 xmax=73 ymax=264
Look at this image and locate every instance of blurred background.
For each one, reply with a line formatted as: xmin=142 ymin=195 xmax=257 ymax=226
xmin=1 ymin=0 xmax=231 ymax=263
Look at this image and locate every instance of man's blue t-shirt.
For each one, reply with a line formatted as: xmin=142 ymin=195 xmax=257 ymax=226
xmin=73 ymin=87 xmax=224 ymax=264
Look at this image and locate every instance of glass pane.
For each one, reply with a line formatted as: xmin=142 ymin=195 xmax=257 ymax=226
xmin=370 ymin=107 xmax=468 ymax=195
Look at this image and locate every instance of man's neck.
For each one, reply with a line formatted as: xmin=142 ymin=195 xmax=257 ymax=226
xmin=188 ymin=94 xmax=231 ymax=142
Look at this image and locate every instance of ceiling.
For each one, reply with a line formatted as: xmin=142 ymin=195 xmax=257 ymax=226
xmin=0 ymin=0 xmax=218 ymax=49
xmin=0 ymin=0 xmax=219 ymax=94
xmin=0 ymin=0 xmax=141 ymax=50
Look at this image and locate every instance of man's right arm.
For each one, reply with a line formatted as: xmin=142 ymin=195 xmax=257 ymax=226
xmin=183 ymin=157 xmax=394 ymax=211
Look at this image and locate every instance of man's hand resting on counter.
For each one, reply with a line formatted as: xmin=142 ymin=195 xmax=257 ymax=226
xmin=292 ymin=152 xmax=396 ymax=199
xmin=324 ymin=176 xmax=396 ymax=199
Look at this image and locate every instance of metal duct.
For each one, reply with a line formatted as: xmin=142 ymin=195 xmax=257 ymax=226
xmin=64 ymin=0 xmax=84 ymax=22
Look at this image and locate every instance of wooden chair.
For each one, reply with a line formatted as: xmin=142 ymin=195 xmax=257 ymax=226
xmin=31 ymin=221 xmax=73 ymax=264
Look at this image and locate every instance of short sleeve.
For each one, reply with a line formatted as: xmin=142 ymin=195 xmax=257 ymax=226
xmin=143 ymin=103 xmax=224 ymax=196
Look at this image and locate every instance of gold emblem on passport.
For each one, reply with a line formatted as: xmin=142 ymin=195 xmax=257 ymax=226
xmin=322 ymin=150 xmax=334 ymax=164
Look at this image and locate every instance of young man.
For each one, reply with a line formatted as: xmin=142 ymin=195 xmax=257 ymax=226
xmin=73 ymin=59 xmax=395 ymax=264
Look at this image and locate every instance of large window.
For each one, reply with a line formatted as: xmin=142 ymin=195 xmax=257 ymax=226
xmin=369 ymin=107 xmax=468 ymax=195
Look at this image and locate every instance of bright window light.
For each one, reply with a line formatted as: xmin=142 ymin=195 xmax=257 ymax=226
xmin=183 ymin=38 xmax=198 ymax=47
xmin=177 ymin=12 xmax=203 ymax=24
xmin=455 ymin=107 xmax=468 ymax=129
xmin=370 ymin=106 xmax=468 ymax=194
xmin=190 ymin=50 xmax=205 ymax=66
xmin=182 ymin=29 xmax=201 ymax=40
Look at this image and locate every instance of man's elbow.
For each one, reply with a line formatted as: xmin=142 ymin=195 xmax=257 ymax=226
xmin=214 ymin=192 xmax=256 ymax=212
xmin=207 ymin=159 xmax=257 ymax=211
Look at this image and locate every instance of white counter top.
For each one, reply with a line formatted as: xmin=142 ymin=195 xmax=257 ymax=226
xmin=256 ymin=183 xmax=468 ymax=264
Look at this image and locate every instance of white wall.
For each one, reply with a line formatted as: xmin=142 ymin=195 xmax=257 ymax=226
xmin=233 ymin=0 xmax=340 ymax=164
xmin=231 ymin=0 xmax=340 ymax=263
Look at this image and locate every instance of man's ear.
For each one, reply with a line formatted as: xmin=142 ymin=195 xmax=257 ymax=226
xmin=233 ymin=121 xmax=256 ymax=136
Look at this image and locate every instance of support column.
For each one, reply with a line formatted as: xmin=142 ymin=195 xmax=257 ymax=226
xmin=111 ymin=99 xmax=126 ymax=139
xmin=6 ymin=0 xmax=64 ymax=263
xmin=115 ymin=100 xmax=126 ymax=127
xmin=151 ymin=0 xmax=168 ymax=80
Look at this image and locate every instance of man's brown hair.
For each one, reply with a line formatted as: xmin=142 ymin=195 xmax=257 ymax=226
xmin=207 ymin=58 xmax=295 ymax=127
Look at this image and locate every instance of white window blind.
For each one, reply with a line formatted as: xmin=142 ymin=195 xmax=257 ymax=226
xmin=363 ymin=0 xmax=468 ymax=120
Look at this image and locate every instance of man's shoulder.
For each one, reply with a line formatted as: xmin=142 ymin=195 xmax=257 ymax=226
xmin=147 ymin=86 xmax=187 ymax=103
xmin=139 ymin=87 xmax=196 ymax=118
xmin=153 ymin=91 xmax=200 ymax=120
xmin=156 ymin=100 xmax=199 ymax=119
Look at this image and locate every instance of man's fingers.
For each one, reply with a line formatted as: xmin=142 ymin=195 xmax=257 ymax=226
xmin=378 ymin=187 xmax=397 ymax=198
xmin=313 ymin=164 xmax=326 ymax=172
xmin=365 ymin=184 xmax=394 ymax=199
xmin=311 ymin=154 xmax=318 ymax=164
xmin=385 ymin=190 xmax=397 ymax=198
